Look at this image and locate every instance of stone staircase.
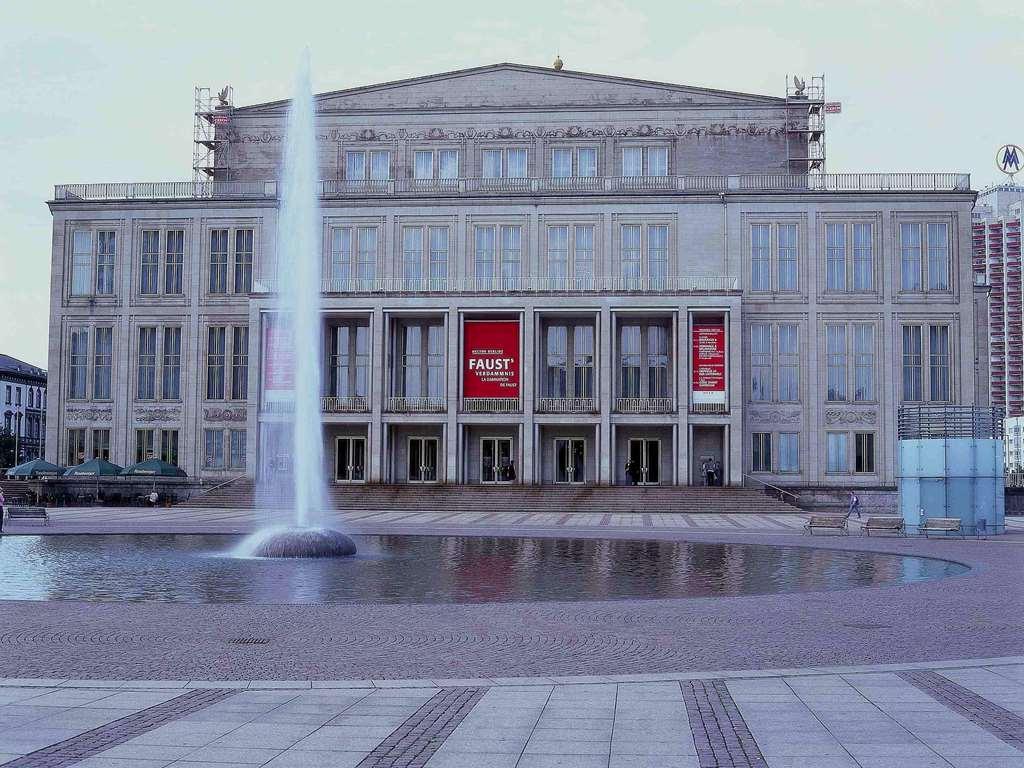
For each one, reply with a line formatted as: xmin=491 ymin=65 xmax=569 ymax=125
xmin=188 ymin=480 xmax=802 ymax=515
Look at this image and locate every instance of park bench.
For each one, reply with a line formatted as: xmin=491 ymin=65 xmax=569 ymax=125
xmin=861 ymin=516 xmax=905 ymax=537
xmin=919 ymin=517 xmax=963 ymax=538
xmin=3 ymin=506 xmax=49 ymax=525
xmin=804 ymin=514 xmax=849 ymax=535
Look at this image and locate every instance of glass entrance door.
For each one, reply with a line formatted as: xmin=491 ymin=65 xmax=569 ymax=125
xmin=409 ymin=437 xmax=439 ymax=483
xmin=335 ymin=437 xmax=366 ymax=482
xmin=481 ymin=437 xmax=515 ymax=483
xmin=554 ymin=438 xmax=586 ymax=484
xmin=627 ymin=438 xmax=661 ymax=485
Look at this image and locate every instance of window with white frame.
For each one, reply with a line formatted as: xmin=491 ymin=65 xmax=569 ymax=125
xmin=413 ymin=149 xmax=459 ymax=180
xmin=545 ymin=225 xmax=595 ymax=286
xmin=551 ymin=146 xmax=598 ymax=178
xmin=825 ymin=322 xmax=875 ymax=403
xmin=207 ymin=227 xmax=253 ymax=295
xmin=70 ymin=230 xmax=116 ymax=297
xmin=826 ymin=432 xmax=849 ymax=473
xmin=206 ymin=326 xmax=226 ymax=400
xmin=329 ymin=323 xmax=370 ymax=399
xmin=401 ymin=225 xmax=449 ymax=289
xmin=93 ymin=327 xmax=112 ymax=400
xmin=393 ymin=322 xmax=445 ymax=400
xmin=474 ymin=225 xmax=521 ymax=284
xmin=482 ymin=148 xmax=527 ymax=178
xmin=231 ymin=326 xmax=249 ymax=400
xmin=900 ymin=222 xmax=950 ymax=292
xmin=346 ymin=149 xmax=391 ymax=181
xmin=750 ymin=323 xmax=772 ymax=402
xmin=825 ymin=325 xmax=847 ymax=402
xmin=621 ymin=146 xmax=669 ymax=176
xmin=137 ymin=327 xmax=158 ymax=400
xmin=229 ymin=429 xmax=246 ymax=469
xmin=205 ymin=325 xmax=247 ymax=401
xmin=68 ymin=328 xmax=89 ymax=399
xmin=164 ymin=229 xmax=184 ymax=294
xmin=162 ymin=327 xmax=181 ymax=400
xmin=618 ymin=321 xmax=671 ymax=399
xmin=778 ymin=324 xmax=799 ymax=402
xmin=750 ymin=222 xmax=799 ymax=293
xmin=750 ymin=323 xmax=800 ymax=403
xmin=779 ymin=433 xmax=799 ymax=472
xmin=619 ymin=224 xmax=669 ymax=288
xmin=92 ymin=428 xmax=110 ymax=461
xmin=825 ymin=222 xmax=875 ymax=292
xmin=901 ymin=323 xmax=951 ymax=402
xmin=752 ymin=432 xmax=772 ymax=472
xmin=329 ymin=226 xmax=379 ymax=286
xmin=139 ymin=229 xmax=186 ymax=297
xmin=853 ymin=324 xmax=875 ymax=401
xmin=140 ymin=230 xmax=160 ymax=295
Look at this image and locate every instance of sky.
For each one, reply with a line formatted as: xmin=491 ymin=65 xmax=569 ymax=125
xmin=1 ymin=0 xmax=1021 ymax=369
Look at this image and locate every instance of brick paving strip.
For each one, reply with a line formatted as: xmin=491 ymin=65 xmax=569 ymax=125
xmin=0 ymin=687 xmax=238 ymax=767
xmin=898 ymin=669 xmax=1024 ymax=751
xmin=355 ymin=686 xmax=485 ymax=768
xmin=681 ymin=680 xmax=768 ymax=768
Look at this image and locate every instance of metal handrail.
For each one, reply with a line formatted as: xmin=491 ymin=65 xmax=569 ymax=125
xmin=191 ymin=473 xmax=247 ymax=499
xmin=742 ymin=473 xmax=800 ymax=503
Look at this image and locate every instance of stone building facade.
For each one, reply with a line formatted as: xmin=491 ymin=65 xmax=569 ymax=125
xmin=0 ymin=354 xmax=46 ymax=465
xmin=46 ymin=64 xmax=981 ymax=489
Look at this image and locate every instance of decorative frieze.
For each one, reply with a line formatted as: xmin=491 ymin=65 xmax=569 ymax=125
xmin=65 ymin=407 xmax=112 ymax=423
xmin=824 ymin=409 xmax=878 ymax=425
xmin=134 ymin=406 xmax=181 ymax=423
xmin=203 ymin=407 xmax=247 ymax=423
xmin=749 ymin=408 xmax=802 ymax=424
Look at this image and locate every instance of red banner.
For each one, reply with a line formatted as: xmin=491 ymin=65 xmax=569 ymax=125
xmin=262 ymin=317 xmax=294 ymax=401
xmin=692 ymin=324 xmax=726 ymax=403
xmin=463 ymin=320 xmax=520 ymax=398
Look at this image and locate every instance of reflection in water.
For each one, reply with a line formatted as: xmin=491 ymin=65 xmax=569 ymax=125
xmin=0 ymin=535 xmax=967 ymax=605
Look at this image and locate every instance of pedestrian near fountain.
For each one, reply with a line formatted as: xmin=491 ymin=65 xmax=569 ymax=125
xmin=0 ymin=489 xmax=5 ymax=533
xmin=848 ymin=491 xmax=861 ymax=519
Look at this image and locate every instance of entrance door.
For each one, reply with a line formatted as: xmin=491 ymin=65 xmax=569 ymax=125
xmin=481 ymin=437 xmax=515 ymax=483
xmin=335 ymin=437 xmax=366 ymax=482
xmin=409 ymin=437 xmax=440 ymax=483
xmin=554 ymin=438 xmax=586 ymax=484
xmin=627 ymin=438 xmax=661 ymax=485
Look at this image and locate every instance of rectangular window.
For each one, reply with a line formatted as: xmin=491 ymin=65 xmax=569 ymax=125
xmin=162 ymin=327 xmax=181 ymax=400
xmin=164 ymin=229 xmax=184 ymax=294
xmin=779 ymin=433 xmax=799 ymax=472
xmin=345 ymin=151 xmax=366 ymax=180
xmin=507 ymin=148 xmax=527 ymax=178
xmin=621 ymin=146 xmax=668 ymax=176
xmin=778 ymin=324 xmax=799 ymax=402
xmin=369 ymin=150 xmax=390 ymax=180
xmin=209 ymin=229 xmax=228 ymax=294
xmin=546 ymin=325 xmax=568 ymax=398
xmin=547 ymin=226 xmax=569 ymax=280
xmin=825 ymin=325 xmax=847 ymax=402
xmin=902 ymin=325 xmax=924 ymax=401
xmin=204 ymin=429 xmax=225 ymax=469
xmin=826 ymin=432 xmax=849 ymax=473
xmin=752 ymin=432 xmax=772 ymax=472
xmin=71 ymin=231 xmax=93 ymax=296
xmin=578 ymin=147 xmax=597 ymax=177
xmin=647 ymin=325 xmax=669 ymax=398
xmin=231 ymin=326 xmax=249 ymax=400
xmin=140 ymin=230 xmax=160 ymax=295
xmin=620 ymin=325 xmax=641 ymax=398
xmin=929 ymin=324 xmax=950 ymax=401
xmin=135 ymin=429 xmax=155 ymax=463
xmin=750 ymin=224 xmax=771 ymax=292
xmin=95 ymin=231 xmax=115 ymax=295
xmin=330 ymin=228 xmax=352 ymax=282
xmin=137 ymin=327 xmax=157 ymax=400
xmin=621 ymin=224 xmax=641 ymax=285
xmin=330 ymin=324 xmax=371 ymax=398
xmin=647 ymin=225 xmax=668 ymax=287
xmin=622 ymin=147 xmax=643 ymax=177
xmin=474 ymin=226 xmax=495 ymax=280
xmin=900 ymin=223 xmax=923 ymax=291
xmin=574 ymin=325 xmax=595 ymax=398
xmin=402 ymin=227 xmax=423 ymax=284
xmin=93 ymin=327 xmax=112 ymax=400
xmin=229 ymin=430 xmax=246 ymax=469
xmin=825 ymin=223 xmax=846 ymax=292
xmin=356 ymin=227 xmax=377 ymax=285
xmin=438 ymin=149 xmax=458 ymax=179
xmin=92 ymin=428 xmax=110 ymax=461
xmin=482 ymin=149 xmax=502 ymax=178
xmin=575 ymin=225 xmax=594 ymax=280
xmin=161 ymin=429 xmax=179 ymax=466
xmin=927 ymin=223 xmax=949 ymax=291
xmin=853 ymin=223 xmax=873 ymax=291
xmin=854 ymin=324 xmax=875 ymax=401
xmin=500 ymin=225 xmax=521 ymax=281
xmin=206 ymin=326 xmax=226 ymax=400
xmin=69 ymin=327 xmax=89 ymax=399
xmin=483 ymin=148 xmax=527 ymax=178
xmin=428 ymin=227 xmax=448 ymax=288
xmin=855 ymin=432 xmax=875 ymax=473
xmin=233 ymin=229 xmax=253 ymax=293
xmin=400 ymin=325 xmax=422 ymax=398
xmin=647 ymin=147 xmax=668 ymax=176
xmin=551 ymin=148 xmax=572 ymax=178
xmin=777 ymin=224 xmax=798 ymax=292
xmin=427 ymin=325 xmax=445 ymax=398
xmin=413 ymin=150 xmax=433 ymax=180
xmin=66 ymin=428 xmax=86 ymax=467
xmin=750 ymin=323 xmax=772 ymax=402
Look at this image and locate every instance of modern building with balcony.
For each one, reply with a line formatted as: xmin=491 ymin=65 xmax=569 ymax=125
xmin=45 ymin=63 xmax=982 ymax=492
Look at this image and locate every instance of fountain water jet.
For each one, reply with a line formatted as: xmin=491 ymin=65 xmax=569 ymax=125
xmin=237 ymin=49 xmax=356 ymax=559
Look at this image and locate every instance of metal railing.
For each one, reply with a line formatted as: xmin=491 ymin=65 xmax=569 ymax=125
xmin=689 ymin=402 xmax=729 ymax=415
xmin=536 ymin=397 xmax=598 ymax=414
xmin=54 ymin=173 xmax=971 ymax=202
xmin=322 ymin=396 xmax=370 ymax=413
xmin=897 ymin=405 xmax=1004 ymax=440
xmin=255 ymin=275 xmax=739 ymax=295
xmin=385 ymin=396 xmax=447 ymax=413
xmin=461 ymin=397 xmax=521 ymax=414
xmin=614 ymin=397 xmax=675 ymax=414
xmin=743 ymin=473 xmax=800 ymax=503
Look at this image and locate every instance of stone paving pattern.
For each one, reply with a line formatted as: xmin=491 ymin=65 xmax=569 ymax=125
xmin=0 ymin=662 xmax=1024 ymax=766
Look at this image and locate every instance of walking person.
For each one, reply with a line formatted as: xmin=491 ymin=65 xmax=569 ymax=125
xmin=0 ymin=488 xmax=5 ymax=533
xmin=848 ymin=491 xmax=861 ymax=519
xmin=712 ymin=458 xmax=722 ymax=487
xmin=700 ymin=458 xmax=711 ymax=487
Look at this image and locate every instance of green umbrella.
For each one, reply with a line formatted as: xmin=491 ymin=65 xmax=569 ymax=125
xmin=121 ymin=458 xmax=187 ymax=477
xmin=63 ymin=458 xmax=124 ymax=477
xmin=6 ymin=458 xmax=62 ymax=478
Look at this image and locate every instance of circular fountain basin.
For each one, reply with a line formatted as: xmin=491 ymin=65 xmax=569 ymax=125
xmin=238 ymin=526 xmax=357 ymax=558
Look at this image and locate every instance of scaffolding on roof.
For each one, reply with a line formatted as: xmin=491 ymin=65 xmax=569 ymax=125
xmin=193 ymin=86 xmax=233 ymax=183
xmin=785 ymin=74 xmax=826 ymax=176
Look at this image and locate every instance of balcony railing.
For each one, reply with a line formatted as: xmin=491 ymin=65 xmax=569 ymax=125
xmin=385 ymin=396 xmax=447 ymax=413
xmin=461 ymin=397 xmax=521 ymax=414
xmin=689 ymin=402 xmax=729 ymax=415
xmin=255 ymin=275 xmax=739 ymax=295
xmin=536 ymin=397 xmax=598 ymax=414
xmin=322 ymin=396 xmax=370 ymax=413
xmin=614 ymin=397 xmax=676 ymax=414
xmin=53 ymin=173 xmax=972 ymax=202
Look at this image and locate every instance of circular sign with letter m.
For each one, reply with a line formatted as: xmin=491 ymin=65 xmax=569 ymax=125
xmin=997 ymin=144 xmax=1023 ymax=177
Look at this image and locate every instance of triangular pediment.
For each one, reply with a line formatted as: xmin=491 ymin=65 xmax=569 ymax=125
xmin=235 ymin=63 xmax=783 ymax=114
